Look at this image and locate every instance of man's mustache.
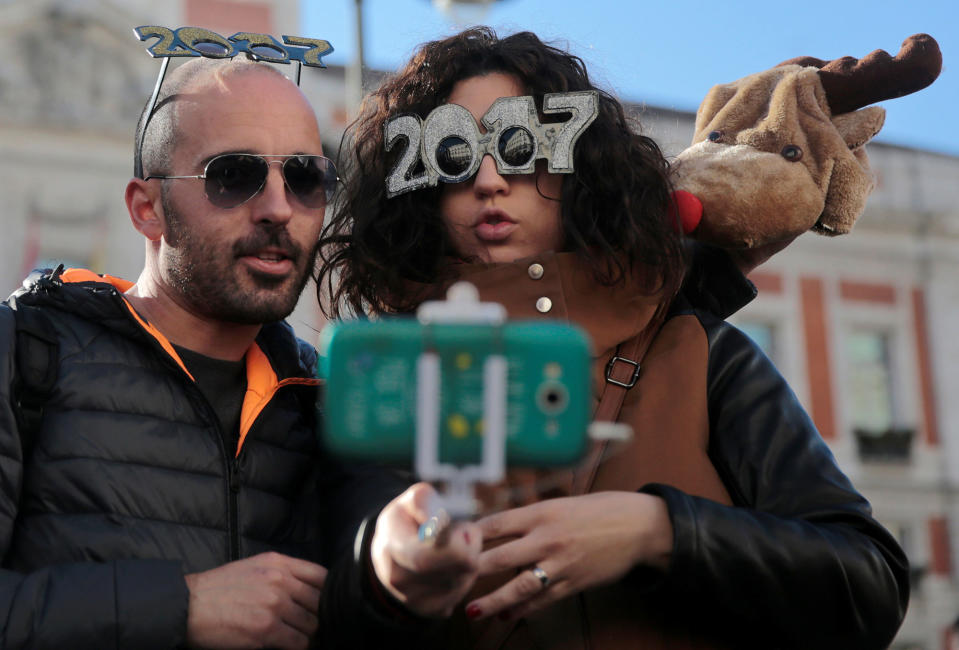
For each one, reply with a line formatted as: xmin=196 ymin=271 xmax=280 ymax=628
xmin=233 ymin=226 xmax=302 ymax=264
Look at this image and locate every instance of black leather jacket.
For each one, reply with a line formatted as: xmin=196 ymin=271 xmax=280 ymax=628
xmin=0 ymin=269 xmax=402 ymax=649
xmin=638 ymin=244 xmax=910 ymax=648
xmin=635 ymin=295 xmax=909 ymax=648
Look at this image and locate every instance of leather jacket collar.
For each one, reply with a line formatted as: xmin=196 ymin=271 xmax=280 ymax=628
xmin=420 ymin=251 xmax=666 ymax=358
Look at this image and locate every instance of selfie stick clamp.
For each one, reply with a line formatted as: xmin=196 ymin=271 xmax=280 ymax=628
xmin=415 ymin=282 xmax=507 ymax=519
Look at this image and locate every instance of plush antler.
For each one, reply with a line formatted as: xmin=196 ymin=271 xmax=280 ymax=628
xmin=778 ymin=33 xmax=942 ymax=115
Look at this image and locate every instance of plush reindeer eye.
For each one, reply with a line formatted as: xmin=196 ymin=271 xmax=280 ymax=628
xmin=781 ymin=145 xmax=803 ymax=162
xmin=707 ymin=130 xmax=723 ymax=143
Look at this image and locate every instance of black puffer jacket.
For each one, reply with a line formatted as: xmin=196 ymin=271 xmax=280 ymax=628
xmin=0 ymin=268 xmax=401 ymax=649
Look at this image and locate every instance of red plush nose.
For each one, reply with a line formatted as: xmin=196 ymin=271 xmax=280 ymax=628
xmin=669 ymin=190 xmax=703 ymax=235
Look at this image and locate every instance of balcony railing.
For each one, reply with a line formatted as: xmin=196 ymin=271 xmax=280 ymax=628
xmin=854 ymin=427 xmax=914 ymax=462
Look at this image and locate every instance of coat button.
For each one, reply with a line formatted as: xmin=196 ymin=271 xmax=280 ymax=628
xmin=536 ymin=297 xmax=552 ymax=313
xmin=528 ymin=263 xmax=544 ymax=280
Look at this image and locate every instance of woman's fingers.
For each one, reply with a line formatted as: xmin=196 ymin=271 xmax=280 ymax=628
xmin=391 ymin=522 xmax=480 ymax=575
xmin=476 ymin=503 xmax=540 ymax=542
xmin=476 ymin=534 xmax=547 ymax=576
xmin=466 ymin=563 xmax=567 ymax=620
xmin=466 ymin=493 xmax=674 ymax=622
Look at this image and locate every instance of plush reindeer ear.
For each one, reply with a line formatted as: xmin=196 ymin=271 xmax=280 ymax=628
xmin=817 ymin=108 xmax=884 ymax=236
xmin=693 ymin=82 xmax=740 ymax=136
xmin=816 ymin=148 xmax=875 ymax=237
xmin=833 ymin=106 xmax=885 ymax=150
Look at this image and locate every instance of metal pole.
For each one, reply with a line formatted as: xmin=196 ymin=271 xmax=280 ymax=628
xmin=346 ymin=0 xmax=365 ymax=118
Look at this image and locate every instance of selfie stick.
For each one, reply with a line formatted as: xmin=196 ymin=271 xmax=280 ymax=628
xmin=414 ymin=282 xmax=507 ymax=519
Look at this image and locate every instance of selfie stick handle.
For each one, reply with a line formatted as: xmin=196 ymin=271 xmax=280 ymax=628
xmin=414 ymin=282 xmax=507 ymax=519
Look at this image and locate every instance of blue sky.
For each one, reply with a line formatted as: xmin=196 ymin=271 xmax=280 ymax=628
xmin=302 ymin=0 xmax=957 ymax=156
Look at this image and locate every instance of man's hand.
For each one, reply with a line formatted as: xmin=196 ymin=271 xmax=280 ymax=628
xmin=371 ymin=482 xmax=482 ymax=618
xmin=184 ymin=552 xmax=327 ymax=650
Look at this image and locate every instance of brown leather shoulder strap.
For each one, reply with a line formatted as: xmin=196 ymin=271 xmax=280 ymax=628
xmin=573 ymin=324 xmax=660 ymax=496
xmin=593 ymin=331 xmax=652 ymax=422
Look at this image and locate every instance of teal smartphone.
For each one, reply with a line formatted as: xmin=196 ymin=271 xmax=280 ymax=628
xmin=318 ymin=318 xmax=592 ymax=467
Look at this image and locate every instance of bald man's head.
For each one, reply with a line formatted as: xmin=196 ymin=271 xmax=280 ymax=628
xmin=134 ymin=57 xmax=292 ymax=178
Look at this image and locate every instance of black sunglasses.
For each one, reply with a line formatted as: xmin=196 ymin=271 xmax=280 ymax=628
xmin=145 ymin=153 xmax=338 ymax=209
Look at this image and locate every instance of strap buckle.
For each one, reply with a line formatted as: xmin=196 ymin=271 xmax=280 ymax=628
xmin=605 ymin=355 xmax=641 ymax=388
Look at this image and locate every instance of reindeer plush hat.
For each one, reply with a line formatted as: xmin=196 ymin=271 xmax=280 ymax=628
xmin=672 ymin=34 xmax=942 ymax=248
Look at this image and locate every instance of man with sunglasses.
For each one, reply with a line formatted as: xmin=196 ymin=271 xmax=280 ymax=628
xmin=0 ymin=56 xmax=478 ymax=649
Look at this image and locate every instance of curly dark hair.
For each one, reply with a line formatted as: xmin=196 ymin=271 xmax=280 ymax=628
xmin=317 ymin=26 xmax=685 ymax=317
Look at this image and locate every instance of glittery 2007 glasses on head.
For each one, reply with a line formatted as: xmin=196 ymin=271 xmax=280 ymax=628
xmin=131 ymin=24 xmax=336 ymax=201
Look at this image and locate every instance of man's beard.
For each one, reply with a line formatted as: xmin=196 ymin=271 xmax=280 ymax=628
xmin=161 ymin=191 xmax=318 ymax=325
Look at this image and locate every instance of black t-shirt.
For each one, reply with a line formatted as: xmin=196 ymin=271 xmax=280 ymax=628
xmin=173 ymin=344 xmax=247 ymax=451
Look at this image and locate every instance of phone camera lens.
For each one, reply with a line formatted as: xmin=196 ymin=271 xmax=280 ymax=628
xmin=536 ymin=382 xmax=569 ymax=415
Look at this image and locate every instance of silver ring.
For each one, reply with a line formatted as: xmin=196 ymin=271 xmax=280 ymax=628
xmin=531 ymin=566 xmax=550 ymax=589
xmin=418 ymin=516 xmax=441 ymax=542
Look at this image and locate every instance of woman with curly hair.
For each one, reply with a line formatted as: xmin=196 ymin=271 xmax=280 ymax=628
xmin=318 ymin=27 xmax=907 ymax=650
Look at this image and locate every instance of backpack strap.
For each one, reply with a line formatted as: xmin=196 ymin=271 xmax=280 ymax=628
xmin=10 ymin=303 xmax=59 ymax=454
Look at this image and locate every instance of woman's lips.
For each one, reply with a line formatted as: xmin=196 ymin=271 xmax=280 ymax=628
xmin=474 ymin=210 xmax=516 ymax=242
xmin=475 ymin=221 xmax=517 ymax=241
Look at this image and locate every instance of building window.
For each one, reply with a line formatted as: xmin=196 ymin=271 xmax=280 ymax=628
xmin=847 ymin=329 xmax=912 ymax=461
xmin=848 ymin=329 xmax=893 ymax=430
xmin=737 ymin=320 xmax=778 ymax=364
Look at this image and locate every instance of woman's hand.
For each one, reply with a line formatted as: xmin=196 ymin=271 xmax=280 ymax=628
xmin=370 ymin=482 xmax=482 ymax=618
xmin=464 ymin=491 xmax=672 ymax=621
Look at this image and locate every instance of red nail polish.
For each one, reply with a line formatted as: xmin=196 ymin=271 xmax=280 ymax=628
xmin=498 ymin=610 xmax=511 ymax=621
xmin=466 ymin=604 xmax=482 ymax=619
xmin=463 ymin=531 xmax=472 ymax=545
